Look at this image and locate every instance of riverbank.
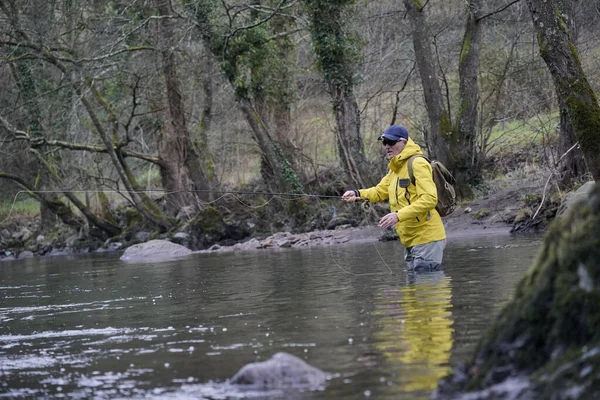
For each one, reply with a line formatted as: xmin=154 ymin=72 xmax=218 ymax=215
xmin=0 ymin=174 xmax=561 ymax=261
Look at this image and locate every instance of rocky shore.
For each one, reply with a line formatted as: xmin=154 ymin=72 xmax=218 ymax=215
xmin=1 ymin=181 xmax=592 ymax=262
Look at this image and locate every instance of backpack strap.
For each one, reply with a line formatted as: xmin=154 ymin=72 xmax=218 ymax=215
xmin=407 ymin=154 xmax=432 ymax=221
xmin=407 ymin=154 xmax=429 ymax=185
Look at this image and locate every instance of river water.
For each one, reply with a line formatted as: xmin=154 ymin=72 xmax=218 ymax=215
xmin=0 ymin=231 xmax=542 ymax=399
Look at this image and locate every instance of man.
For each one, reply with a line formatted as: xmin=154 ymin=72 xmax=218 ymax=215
xmin=342 ymin=125 xmax=446 ymax=270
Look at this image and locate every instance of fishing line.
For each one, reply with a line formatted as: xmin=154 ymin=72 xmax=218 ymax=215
xmin=328 ymin=243 xmax=395 ymax=276
xmin=0 ymin=189 xmax=346 ymax=225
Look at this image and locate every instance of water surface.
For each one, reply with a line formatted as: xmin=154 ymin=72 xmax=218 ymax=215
xmin=0 ymin=232 xmax=542 ymax=399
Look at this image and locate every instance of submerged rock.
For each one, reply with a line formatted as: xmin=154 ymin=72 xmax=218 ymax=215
xmin=120 ymin=239 xmax=192 ymax=262
xmin=230 ymin=352 xmax=327 ymax=390
xmin=434 ymin=182 xmax=600 ymax=399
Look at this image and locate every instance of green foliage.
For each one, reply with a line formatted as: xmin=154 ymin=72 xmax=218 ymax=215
xmin=304 ymin=0 xmax=361 ymax=89
xmin=186 ymin=0 xmax=298 ymax=106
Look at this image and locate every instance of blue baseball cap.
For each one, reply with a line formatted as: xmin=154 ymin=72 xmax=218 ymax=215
xmin=378 ymin=125 xmax=409 ymax=141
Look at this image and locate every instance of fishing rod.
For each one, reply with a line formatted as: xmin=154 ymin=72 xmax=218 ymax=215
xmin=187 ymin=189 xmax=343 ymax=199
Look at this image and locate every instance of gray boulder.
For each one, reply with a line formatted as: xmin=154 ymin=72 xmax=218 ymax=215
xmin=120 ymin=239 xmax=192 ymax=262
xmin=18 ymin=251 xmax=35 ymax=259
xmin=230 ymin=352 xmax=327 ymax=390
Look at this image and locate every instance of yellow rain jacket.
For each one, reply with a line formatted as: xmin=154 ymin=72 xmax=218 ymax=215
xmin=358 ymin=138 xmax=446 ymax=248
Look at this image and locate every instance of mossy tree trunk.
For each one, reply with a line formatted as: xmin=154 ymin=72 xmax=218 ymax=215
xmin=451 ymin=0 xmax=484 ymax=198
xmin=554 ymin=0 xmax=588 ymax=188
xmin=185 ymin=0 xmax=305 ymax=194
xmin=404 ymin=0 xmax=487 ymax=199
xmin=155 ymin=0 xmax=212 ymax=214
xmin=526 ymin=0 xmax=600 ymax=181
xmin=238 ymin=99 xmax=304 ymax=194
xmin=304 ymin=0 xmax=369 ymax=188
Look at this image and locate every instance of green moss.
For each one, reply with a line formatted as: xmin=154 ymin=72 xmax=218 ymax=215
xmin=439 ymin=114 xmax=453 ymax=137
xmin=523 ymin=193 xmax=541 ymax=207
xmin=447 ymin=184 xmax=600 ymax=393
xmin=124 ymin=207 xmax=143 ymax=228
xmin=459 ymin=35 xmax=471 ymax=65
xmin=514 ymin=208 xmax=532 ymax=223
xmin=473 ymin=209 xmax=489 ymax=220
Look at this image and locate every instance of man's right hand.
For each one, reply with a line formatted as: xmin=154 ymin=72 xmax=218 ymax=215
xmin=342 ymin=190 xmax=359 ymax=202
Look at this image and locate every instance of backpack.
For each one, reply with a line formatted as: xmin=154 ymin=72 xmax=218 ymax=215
xmin=407 ymin=155 xmax=457 ymax=217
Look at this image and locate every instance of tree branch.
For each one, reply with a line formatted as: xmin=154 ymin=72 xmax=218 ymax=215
xmin=477 ymin=0 xmax=523 ymax=21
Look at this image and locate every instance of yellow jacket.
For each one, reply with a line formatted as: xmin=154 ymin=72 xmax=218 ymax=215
xmin=358 ymin=138 xmax=446 ymax=248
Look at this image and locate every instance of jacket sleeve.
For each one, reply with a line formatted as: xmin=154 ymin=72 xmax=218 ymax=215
xmin=357 ymin=171 xmax=391 ymax=203
xmin=396 ymin=157 xmax=438 ymax=222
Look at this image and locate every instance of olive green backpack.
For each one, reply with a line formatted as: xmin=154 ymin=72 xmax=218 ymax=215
xmin=407 ymin=155 xmax=457 ymax=217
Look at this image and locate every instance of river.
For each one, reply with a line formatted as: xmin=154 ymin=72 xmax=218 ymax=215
xmin=0 ymin=231 xmax=542 ymax=399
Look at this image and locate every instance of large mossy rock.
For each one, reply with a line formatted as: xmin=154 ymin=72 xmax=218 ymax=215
xmin=230 ymin=352 xmax=327 ymax=390
xmin=184 ymin=206 xmax=252 ymax=250
xmin=434 ymin=182 xmax=600 ymax=399
xmin=557 ymin=181 xmax=595 ymax=216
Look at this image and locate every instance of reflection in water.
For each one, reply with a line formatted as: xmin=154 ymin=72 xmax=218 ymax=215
xmin=373 ymin=270 xmax=453 ymax=393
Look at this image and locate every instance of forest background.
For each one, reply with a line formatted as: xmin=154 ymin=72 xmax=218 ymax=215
xmin=1 ymin=0 xmax=599 ymax=252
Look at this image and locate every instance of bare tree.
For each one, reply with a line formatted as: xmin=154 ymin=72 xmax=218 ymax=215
xmin=402 ymin=0 xmax=451 ymax=167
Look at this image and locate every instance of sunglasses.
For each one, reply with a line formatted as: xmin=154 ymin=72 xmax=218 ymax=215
xmin=382 ymin=138 xmax=399 ymax=146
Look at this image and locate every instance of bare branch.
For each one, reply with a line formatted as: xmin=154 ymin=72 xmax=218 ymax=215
xmin=39 ymin=139 xmax=162 ymax=164
xmin=477 ymin=0 xmax=523 ymax=21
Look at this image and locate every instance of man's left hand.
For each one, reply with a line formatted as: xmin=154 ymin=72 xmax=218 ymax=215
xmin=379 ymin=212 xmax=399 ymax=229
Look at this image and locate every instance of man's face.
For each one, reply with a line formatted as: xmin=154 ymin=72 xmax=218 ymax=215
xmin=383 ymin=138 xmax=407 ymax=159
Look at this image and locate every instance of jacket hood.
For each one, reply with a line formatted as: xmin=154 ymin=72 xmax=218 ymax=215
xmin=388 ymin=138 xmax=423 ymax=172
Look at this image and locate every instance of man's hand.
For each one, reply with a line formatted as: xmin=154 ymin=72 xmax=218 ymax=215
xmin=342 ymin=190 xmax=359 ymax=202
xmin=379 ymin=212 xmax=399 ymax=229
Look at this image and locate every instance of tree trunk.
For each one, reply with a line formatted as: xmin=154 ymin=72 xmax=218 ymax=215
xmin=451 ymin=0 xmax=484 ymax=198
xmin=238 ymin=99 xmax=304 ymax=194
xmin=403 ymin=0 xmax=451 ymax=165
xmin=304 ymin=0 xmax=369 ymax=188
xmin=156 ymin=0 xmax=211 ymax=214
xmin=554 ymin=0 xmax=587 ymax=187
xmin=330 ymin=85 xmax=368 ymax=188
xmin=268 ymin=10 xmax=300 ymax=171
xmin=187 ymin=0 xmax=304 ymax=194
xmin=526 ymin=0 xmax=600 ymax=181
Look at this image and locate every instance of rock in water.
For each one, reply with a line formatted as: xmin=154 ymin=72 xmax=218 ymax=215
xmin=230 ymin=352 xmax=327 ymax=390
xmin=119 ymin=239 xmax=192 ymax=262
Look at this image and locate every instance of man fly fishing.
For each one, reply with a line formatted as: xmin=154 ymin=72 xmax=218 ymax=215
xmin=342 ymin=125 xmax=446 ymax=270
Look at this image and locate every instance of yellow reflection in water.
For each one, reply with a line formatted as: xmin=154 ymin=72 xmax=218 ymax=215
xmin=373 ymin=271 xmax=454 ymax=393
